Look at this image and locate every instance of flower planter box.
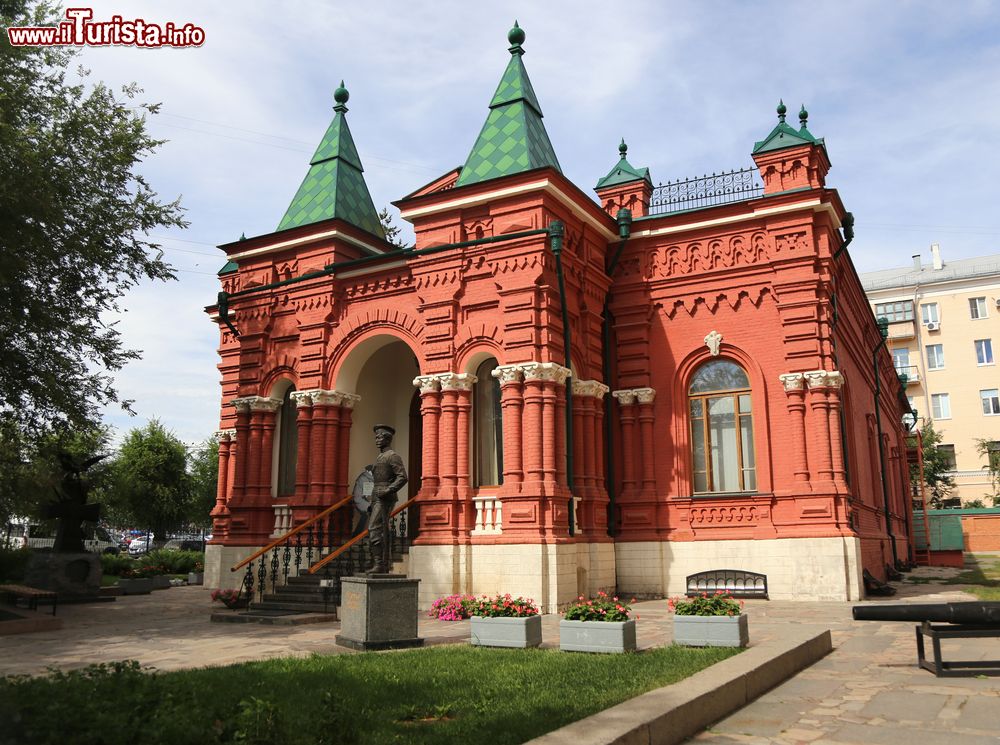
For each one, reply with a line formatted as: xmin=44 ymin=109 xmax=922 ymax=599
xmin=118 ymin=578 xmax=153 ymax=595
xmin=470 ymin=615 xmax=542 ymax=648
xmin=187 ymin=572 xmax=204 ymax=585
xmin=673 ymin=614 xmax=749 ymax=648
xmin=559 ymin=619 xmax=636 ymax=653
xmin=151 ymin=575 xmax=171 ymax=590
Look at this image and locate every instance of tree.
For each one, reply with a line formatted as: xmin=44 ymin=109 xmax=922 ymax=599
xmin=974 ymin=438 xmax=1000 ymax=507
xmin=914 ymin=421 xmax=956 ymax=509
xmin=108 ymin=421 xmax=191 ymax=540
xmin=188 ymin=437 xmax=219 ymax=530
xmin=378 ymin=206 xmax=406 ymax=248
xmin=0 ymin=0 xmax=184 ymax=441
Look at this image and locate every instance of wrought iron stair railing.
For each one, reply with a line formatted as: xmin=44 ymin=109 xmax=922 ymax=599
xmin=307 ymin=497 xmax=416 ymax=576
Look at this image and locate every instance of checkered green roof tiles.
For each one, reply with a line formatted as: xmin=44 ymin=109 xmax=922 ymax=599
xmin=455 ymin=52 xmax=560 ymax=187
xmin=277 ymin=110 xmax=384 ymax=238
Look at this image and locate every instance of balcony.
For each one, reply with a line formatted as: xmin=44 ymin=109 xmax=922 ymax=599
xmin=887 ymin=321 xmax=916 ymax=340
xmin=895 ymin=365 xmax=921 ymax=386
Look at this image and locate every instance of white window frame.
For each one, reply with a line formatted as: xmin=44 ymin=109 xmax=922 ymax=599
xmin=970 ymin=297 xmax=988 ymax=320
xmin=931 ymin=393 xmax=951 ymax=420
xmin=926 ymin=344 xmax=945 ymax=370
xmin=975 ymin=339 xmax=994 ymax=366
xmin=921 ymin=303 xmax=939 ymax=324
xmin=981 ymin=389 xmax=1000 ymax=416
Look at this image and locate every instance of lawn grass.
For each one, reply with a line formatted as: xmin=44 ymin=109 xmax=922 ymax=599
xmin=0 ymin=644 xmax=740 ymax=745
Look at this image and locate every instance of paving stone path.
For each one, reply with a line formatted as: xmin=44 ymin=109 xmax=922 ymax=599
xmin=1 ymin=566 xmax=998 ymax=744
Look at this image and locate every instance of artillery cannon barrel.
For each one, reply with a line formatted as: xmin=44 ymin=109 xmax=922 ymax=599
xmin=853 ymin=602 xmax=1000 ymax=625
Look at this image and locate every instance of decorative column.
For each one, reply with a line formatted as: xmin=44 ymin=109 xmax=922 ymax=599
xmin=571 ymin=381 xmax=589 ymax=492
xmin=438 ymin=375 xmax=460 ymax=497
xmin=336 ymin=394 xmax=359 ymax=498
xmin=252 ymin=397 xmax=281 ymax=506
xmin=451 ymin=374 xmax=475 ymax=533
xmin=492 ymin=365 xmax=524 ymax=491
xmin=414 ymin=375 xmax=442 ymax=494
xmin=522 ymin=365 xmax=546 ymax=486
xmin=593 ymin=384 xmax=608 ymax=494
xmin=778 ymin=373 xmax=811 ymax=488
xmin=321 ymin=393 xmax=342 ymax=503
xmin=230 ymin=397 xmax=254 ymax=506
xmin=805 ymin=370 xmax=835 ymax=488
xmin=212 ymin=429 xmax=235 ymax=517
xmin=612 ymin=389 xmax=639 ymax=496
xmin=540 ymin=370 xmax=558 ymax=486
xmin=825 ymin=372 xmax=848 ymax=492
xmin=308 ymin=393 xmax=328 ymax=499
xmin=635 ymin=387 xmax=657 ymax=497
xmin=226 ymin=430 xmax=238 ymax=507
xmin=290 ymin=391 xmax=313 ymax=501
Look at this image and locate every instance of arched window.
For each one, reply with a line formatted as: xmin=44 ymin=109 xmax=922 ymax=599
xmin=689 ymin=359 xmax=756 ymax=493
xmin=474 ymin=358 xmax=504 ymax=487
xmin=276 ymin=385 xmax=298 ymax=496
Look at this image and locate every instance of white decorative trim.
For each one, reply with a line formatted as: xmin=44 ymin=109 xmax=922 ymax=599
xmin=778 ymin=373 xmax=805 ymax=392
xmin=230 ymin=397 xmax=256 ymax=413
xmin=214 ymin=429 xmax=236 ymax=442
xmin=630 ymin=198 xmax=841 ymax=239
xmin=520 ymin=361 xmax=571 ymax=384
xmin=440 ymin=372 xmax=477 ymax=391
xmin=704 ymin=330 xmax=723 ymax=357
xmin=249 ymin=397 xmax=282 ymax=412
xmin=312 ymin=391 xmax=343 ymax=406
xmin=340 ymin=392 xmax=361 ymax=409
xmin=612 ymin=389 xmax=638 ymax=406
xmin=226 ymin=227 xmax=385 ymax=262
xmin=803 ymin=370 xmax=830 ymax=390
xmin=491 ymin=364 xmax=524 ymax=385
xmin=826 ymin=371 xmax=845 ymax=390
xmin=412 ymin=374 xmax=442 ymax=394
xmin=633 ymin=387 xmax=656 ymax=405
xmin=572 ymin=379 xmax=609 ymax=398
xmin=289 ymin=391 xmax=315 ymax=407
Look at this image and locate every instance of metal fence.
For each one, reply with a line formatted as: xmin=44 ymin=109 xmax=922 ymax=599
xmin=649 ymin=167 xmax=763 ymax=216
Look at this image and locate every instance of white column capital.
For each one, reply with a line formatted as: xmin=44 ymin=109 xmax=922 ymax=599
xmin=491 ymin=364 xmax=524 ymax=384
xmin=214 ymin=429 xmax=237 ymax=442
xmin=520 ymin=361 xmax=571 ymax=383
xmin=633 ymin=387 xmax=656 ymax=405
xmin=339 ymin=392 xmax=361 ymax=409
xmin=289 ymin=390 xmax=316 ymax=407
xmin=612 ymin=389 xmax=638 ymax=406
xmin=440 ymin=372 xmax=477 ymax=391
xmin=804 ymin=370 xmax=842 ymax=390
xmin=230 ymin=396 xmax=256 ymax=413
xmin=572 ymin=379 xmax=610 ymax=398
xmin=249 ymin=396 xmax=282 ymax=412
xmin=412 ymin=375 xmax=442 ymax=394
xmin=778 ymin=373 xmax=805 ymax=392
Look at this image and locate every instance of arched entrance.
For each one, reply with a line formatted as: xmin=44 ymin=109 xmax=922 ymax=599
xmin=334 ymin=335 xmax=423 ymax=499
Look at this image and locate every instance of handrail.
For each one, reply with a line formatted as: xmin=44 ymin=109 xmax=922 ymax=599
xmin=230 ymin=495 xmax=354 ymax=572
xmin=307 ymin=497 xmax=415 ymax=574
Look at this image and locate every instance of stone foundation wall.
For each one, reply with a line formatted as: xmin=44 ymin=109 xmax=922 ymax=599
xmin=204 ymin=544 xmax=261 ymax=590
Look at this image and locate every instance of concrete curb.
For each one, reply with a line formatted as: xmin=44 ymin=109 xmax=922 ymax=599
xmin=525 ymin=629 xmax=833 ymax=745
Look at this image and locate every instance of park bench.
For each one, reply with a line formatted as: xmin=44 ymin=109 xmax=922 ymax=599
xmin=0 ymin=583 xmax=58 ymax=615
xmin=685 ymin=569 xmax=768 ymax=599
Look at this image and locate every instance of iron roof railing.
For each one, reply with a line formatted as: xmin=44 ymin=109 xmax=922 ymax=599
xmin=648 ymin=167 xmax=763 ymax=216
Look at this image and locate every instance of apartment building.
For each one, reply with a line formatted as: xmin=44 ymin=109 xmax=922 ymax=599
xmin=861 ymin=245 xmax=1000 ymax=504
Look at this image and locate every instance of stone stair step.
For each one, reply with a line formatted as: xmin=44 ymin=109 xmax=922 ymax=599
xmin=251 ymin=599 xmax=339 ymax=613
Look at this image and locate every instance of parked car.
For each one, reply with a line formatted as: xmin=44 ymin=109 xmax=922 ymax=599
xmin=4 ymin=520 xmax=119 ymax=554
xmin=127 ymin=535 xmax=155 ymax=556
xmin=162 ymin=538 xmax=205 ymax=552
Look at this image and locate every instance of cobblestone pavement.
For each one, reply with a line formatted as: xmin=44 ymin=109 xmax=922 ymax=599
xmin=1 ymin=566 xmax=998 ymax=745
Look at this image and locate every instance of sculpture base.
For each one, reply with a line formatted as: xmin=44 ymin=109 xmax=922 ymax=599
xmin=335 ymin=574 xmax=423 ymax=651
xmin=24 ymin=552 xmax=102 ymax=601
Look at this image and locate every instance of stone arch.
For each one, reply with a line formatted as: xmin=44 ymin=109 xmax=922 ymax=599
xmin=260 ymin=355 xmax=299 ymax=396
xmin=325 ymin=307 xmax=426 ymax=388
xmin=454 ymin=322 xmax=504 ymax=371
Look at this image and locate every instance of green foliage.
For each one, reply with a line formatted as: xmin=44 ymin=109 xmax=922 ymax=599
xmin=974 ymin=438 xmax=1000 ymax=506
xmin=0 ymin=645 xmax=739 ymax=745
xmin=669 ymin=591 xmax=744 ymax=616
xmin=0 ymin=0 xmax=185 ymax=442
xmin=107 ymin=420 xmax=191 ymax=540
xmin=0 ymin=546 xmax=31 ymax=582
xmin=188 ymin=438 xmax=219 ymax=529
xmin=915 ymin=422 xmax=956 ymax=508
xmin=464 ymin=593 xmax=539 ymax=618
xmin=100 ymin=552 xmax=135 ymax=576
xmin=377 ymin=206 xmax=406 ymax=248
xmin=121 ymin=561 xmax=168 ymax=579
xmin=964 ymin=499 xmax=988 ymax=509
xmin=563 ymin=591 xmax=634 ymax=622
xmin=145 ymin=549 xmax=204 ymax=574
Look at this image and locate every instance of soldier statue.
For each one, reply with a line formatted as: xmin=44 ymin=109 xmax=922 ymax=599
xmin=366 ymin=424 xmax=407 ymax=573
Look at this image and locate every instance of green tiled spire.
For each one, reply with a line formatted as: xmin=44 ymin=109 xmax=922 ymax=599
xmin=455 ymin=22 xmax=562 ymax=188
xmin=277 ymin=82 xmax=385 ymax=238
xmin=595 ymin=139 xmax=651 ymax=189
xmin=752 ymin=99 xmax=823 ymax=154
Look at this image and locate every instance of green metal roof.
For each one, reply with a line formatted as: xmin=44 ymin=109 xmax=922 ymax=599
xmin=455 ymin=23 xmax=561 ymax=188
xmin=218 ymin=260 xmax=238 ymax=275
xmin=752 ymin=100 xmax=823 ymax=155
xmin=277 ymin=83 xmax=385 ymax=238
xmin=595 ymin=139 xmax=651 ymax=189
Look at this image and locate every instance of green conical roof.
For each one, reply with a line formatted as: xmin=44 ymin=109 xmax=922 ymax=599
xmin=752 ymin=99 xmax=823 ymax=155
xmin=277 ymin=83 xmax=385 ymax=238
xmin=455 ymin=23 xmax=562 ymax=188
xmin=595 ymin=139 xmax=651 ymax=189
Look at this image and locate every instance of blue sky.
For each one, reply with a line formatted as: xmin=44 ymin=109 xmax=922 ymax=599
xmin=68 ymin=0 xmax=1000 ymax=446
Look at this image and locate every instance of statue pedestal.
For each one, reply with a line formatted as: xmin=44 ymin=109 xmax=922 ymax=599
xmin=25 ymin=552 xmax=102 ymax=601
xmin=335 ymin=574 xmax=423 ymax=651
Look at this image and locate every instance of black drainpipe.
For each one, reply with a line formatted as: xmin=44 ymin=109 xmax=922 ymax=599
xmin=548 ymin=220 xmax=575 ymax=536
xmin=872 ymin=317 xmax=899 ymax=567
xmin=602 ymin=208 xmax=633 ymax=536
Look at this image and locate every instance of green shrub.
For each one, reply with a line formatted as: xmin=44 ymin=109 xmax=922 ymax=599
xmin=100 ymin=553 xmax=135 ymax=576
xmin=145 ymin=549 xmax=204 ymax=574
xmin=0 ymin=547 xmax=31 ymax=582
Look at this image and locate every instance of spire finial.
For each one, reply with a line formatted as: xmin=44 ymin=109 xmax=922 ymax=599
xmin=777 ymin=99 xmax=787 ymax=123
xmin=508 ymin=20 xmax=525 ymax=55
xmin=239 ymin=232 xmax=246 ymax=241
xmin=799 ymin=103 xmax=808 ymax=128
xmin=619 ymin=138 xmax=628 ymax=159
xmin=333 ymin=80 xmax=349 ymax=111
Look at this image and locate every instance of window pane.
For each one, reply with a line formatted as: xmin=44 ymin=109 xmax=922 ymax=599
xmin=691 ymin=405 xmax=707 ymax=492
xmin=708 ymin=396 xmax=738 ymax=491
xmin=738 ymin=394 xmax=751 ymax=414
xmin=921 ymin=303 xmax=939 ymax=324
xmin=690 ymin=399 xmax=703 ymax=417
xmin=932 ymin=393 xmax=951 ymax=419
xmin=740 ymin=414 xmax=756 ymax=490
xmin=976 ymin=339 xmax=994 ymax=365
xmin=939 ymin=444 xmax=957 ymax=470
xmin=474 ymin=359 xmax=502 ymax=486
xmin=981 ymin=389 xmax=1000 ymax=415
xmin=277 ymin=386 xmax=298 ymax=497
xmin=926 ymin=344 xmax=944 ymax=369
xmin=689 ymin=360 xmax=749 ymax=393
xmin=970 ymin=297 xmax=987 ymax=319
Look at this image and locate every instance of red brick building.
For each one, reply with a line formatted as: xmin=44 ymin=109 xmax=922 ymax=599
xmin=205 ymin=24 xmax=914 ymax=607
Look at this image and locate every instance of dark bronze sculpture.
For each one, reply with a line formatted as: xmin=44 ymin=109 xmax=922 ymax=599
xmin=366 ymin=425 xmax=407 ymax=573
xmin=43 ymin=452 xmax=107 ymax=553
